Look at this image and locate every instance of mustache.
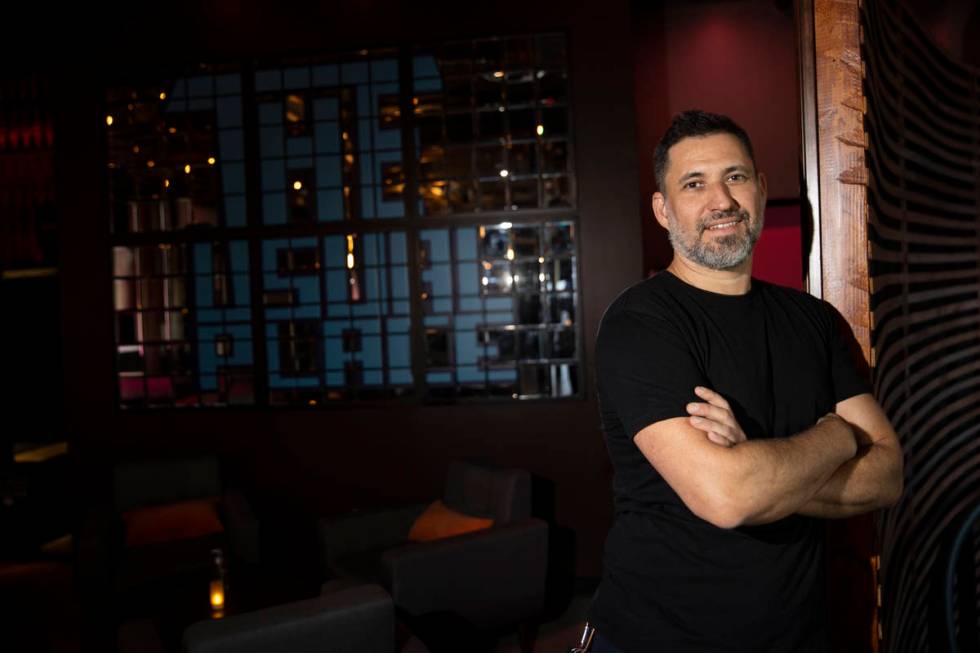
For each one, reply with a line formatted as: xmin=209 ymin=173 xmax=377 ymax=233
xmin=697 ymin=209 xmax=751 ymax=233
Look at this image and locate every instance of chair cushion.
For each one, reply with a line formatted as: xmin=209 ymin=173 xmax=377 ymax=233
xmin=407 ymin=501 xmax=493 ymax=543
xmin=122 ymin=497 xmax=224 ymax=548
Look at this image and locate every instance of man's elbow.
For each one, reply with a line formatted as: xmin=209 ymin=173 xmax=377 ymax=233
xmin=685 ymin=484 xmax=752 ymax=530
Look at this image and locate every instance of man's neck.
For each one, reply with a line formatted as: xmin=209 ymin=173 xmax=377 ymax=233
xmin=667 ymin=255 xmax=753 ymax=295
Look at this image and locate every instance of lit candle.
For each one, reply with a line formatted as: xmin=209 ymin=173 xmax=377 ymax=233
xmin=210 ymin=579 xmax=225 ymax=613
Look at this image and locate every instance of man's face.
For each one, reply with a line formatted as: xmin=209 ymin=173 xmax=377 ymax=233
xmin=652 ymin=133 xmax=767 ymax=271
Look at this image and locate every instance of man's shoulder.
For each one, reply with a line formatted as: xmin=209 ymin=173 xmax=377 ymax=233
xmin=602 ymin=273 xmax=681 ymax=321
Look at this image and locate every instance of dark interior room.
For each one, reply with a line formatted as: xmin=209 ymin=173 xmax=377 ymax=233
xmin=1 ymin=0 xmax=979 ymax=651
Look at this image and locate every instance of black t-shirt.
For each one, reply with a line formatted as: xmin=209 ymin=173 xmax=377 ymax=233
xmin=590 ymin=271 xmax=869 ymax=653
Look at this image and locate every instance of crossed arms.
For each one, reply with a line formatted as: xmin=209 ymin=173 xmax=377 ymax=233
xmin=633 ymin=387 xmax=904 ymax=529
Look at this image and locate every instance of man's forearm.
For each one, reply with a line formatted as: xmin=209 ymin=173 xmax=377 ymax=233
xmin=726 ymin=414 xmax=857 ymax=526
xmin=796 ymin=440 xmax=903 ymax=518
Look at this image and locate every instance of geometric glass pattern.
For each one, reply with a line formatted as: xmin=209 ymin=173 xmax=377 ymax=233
xmin=108 ymin=35 xmax=578 ymax=408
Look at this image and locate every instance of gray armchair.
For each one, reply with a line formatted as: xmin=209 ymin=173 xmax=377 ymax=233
xmin=80 ymin=456 xmax=259 ymax=595
xmin=183 ymin=583 xmax=396 ymax=653
xmin=318 ymin=461 xmax=549 ymax=632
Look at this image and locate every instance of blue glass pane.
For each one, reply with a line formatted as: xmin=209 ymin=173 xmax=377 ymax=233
xmin=317 ymin=190 xmax=344 ymax=221
xmin=216 ymin=97 xmax=243 ymax=128
xmin=326 ymin=371 xmax=344 ymax=386
xmin=224 ymin=307 xmax=251 ymax=321
xmin=324 ymin=339 xmax=343 ymax=368
xmin=389 ymin=369 xmax=412 ymax=385
xmin=371 ymin=59 xmax=398 ymax=82
xmin=224 ymin=196 xmax=246 ymax=226
xmin=313 ymin=98 xmax=338 ymax=120
xmin=262 ymin=239 xmax=287 ymax=270
xmin=323 ymin=235 xmax=346 ymax=267
xmin=412 ymin=55 xmax=439 ymax=78
xmin=218 ymin=130 xmax=244 ymax=160
xmin=197 ymin=309 xmax=221 ymax=324
xmin=261 ymin=160 xmax=285 ymax=191
xmin=387 ymin=334 xmax=411 ymax=368
xmin=260 ymin=126 xmax=284 ymax=157
xmin=390 ymin=268 xmax=409 ymax=298
xmin=413 ymin=77 xmax=442 ymax=92
xmin=265 ymin=309 xmax=291 ymax=321
xmin=371 ymin=83 xmax=399 ymax=109
xmin=359 ymin=155 xmax=375 ymax=185
xmin=392 ymin=300 xmax=410 ymax=314
xmin=313 ymin=64 xmax=339 ymax=87
xmin=326 ymin=303 xmax=350 ymax=318
xmin=187 ymin=98 xmax=214 ymax=111
xmin=428 ymin=264 xmax=452 ymax=296
xmin=427 ymin=372 xmax=452 ymax=384
xmin=193 ymin=243 xmax=212 ymax=274
xmin=286 ymin=156 xmax=313 ymax=170
xmin=376 ymin=188 xmax=403 ymax=218
xmin=196 ymin=276 xmax=213 ymax=308
xmin=387 ymin=318 xmax=410 ymax=333
xmin=259 ymin=102 xmax=281 ymax=125
xmin=455 ymin=333 xmax=480 ymax=365
xmin=360 ymin=187 xmax=375 ymax=219
xmin=222 ymin=162 xmax=246 ymax=194
xmin=326 ymin=270 xmax=347 ymax=301
xmin=255 ymin=70 xmax=282 ymax=92
xmin=262 ymin=193 xmax=286 ymax=224
xmin=315 ymin=122 xmax=340 ymax=154
xmin=488 ymin=369 xmax=517 ymax=382
xmin=342 ymin=62 xmax=369 ymax=84
xmin=364 ymin=370 xmax=383 ymax=385
xmin=363 ymin=337 xmax=382 ymax=368
xmin=484 ymin=311 xmax=514 ymax=325
xmin=424 ymin=315 xmax=450 ymax=327
xmin=459 ymin=297 xmax=482 ymax=312
xmin=229 ymin=243 xmax=252 ymax=272
xmin=200 ymin=375 xmax=218 ymax=391
xmin=316 ymin=155 xmax=342 ymax=187
xmin=283 ymin=66 xmax=311 ymax=89
xmin=188 ymin=75 xmax=214 ymax=97
xmin=358 ymin=119 xmax=373 ymax=151
xmin=286 ymin=137 xmax=312 ymax=157
xmin=353 ymin=318 xmax=382 ymax=335
xmin=232 ymin=275 xmax=250 ymax=305
xmin=215 ymin=74 xmax=240 ymax=95
xmin=456 ymin=264 xmax=479 ymax=294
xmin=455 ymin=315 xmax=481 ymax=330
xmin=362 ymin=234 xmax=382 ymax=266
xmin=432 ymin=298 xmax=453 ymax=313
xmin=351 ymin=302 xmax=380 ymax=317
xmin=457 ymin=366 xmax=484 ymax=383
xmin=456 ymin=228 xmax=478 ymax=260
xmin=485 ymin=297 xmax=513 ymax=311
xmin=389 ymin=233 xmax=408 ymax=264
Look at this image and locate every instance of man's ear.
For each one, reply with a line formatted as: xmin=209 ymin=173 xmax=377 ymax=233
xmin=652 ymin=192 xmax=669 ymax=230
xmin=757 ymin=172 xmax=768 ymax=204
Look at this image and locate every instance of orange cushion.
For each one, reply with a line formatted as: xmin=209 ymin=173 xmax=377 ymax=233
xmin=407 ymin=500 xmax=494 ymax=542
xmin=122 ymin=498 xmax=224 ymax=548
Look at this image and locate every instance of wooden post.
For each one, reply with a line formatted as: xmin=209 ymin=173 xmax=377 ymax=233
xmin=799 ymin=0 xmax=877 ymax=651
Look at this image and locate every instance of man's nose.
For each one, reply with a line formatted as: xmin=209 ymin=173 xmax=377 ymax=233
xmin=707 ymin=182 xmax=740 ymax=212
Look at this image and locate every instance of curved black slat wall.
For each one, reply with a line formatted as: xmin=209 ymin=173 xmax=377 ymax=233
xmin=861 ymin=1 xmax=980 ymax=650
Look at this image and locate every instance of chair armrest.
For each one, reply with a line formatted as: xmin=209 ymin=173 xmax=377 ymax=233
xmin=221 ymin=488 xmax=259 ymax=565
xmin=382 ymin=518 xmax=548 ymax=629
xmin=183 ymin=583 xmax=393 ymax=653
xmin=318 ymin=503 xmax=427 ymax=572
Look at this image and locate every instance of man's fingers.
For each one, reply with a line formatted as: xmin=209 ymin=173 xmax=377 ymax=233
xmin=706 ymin=431 xmax=734 ymax=447
xmin=694 ymin=386 xmax=730 ymax=410
xmin=687 ymin=401 xmax=735 ymax=428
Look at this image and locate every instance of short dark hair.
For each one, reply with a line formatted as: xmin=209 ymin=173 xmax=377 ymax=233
xmin=653 ymin=110 xmax=757 ymax=193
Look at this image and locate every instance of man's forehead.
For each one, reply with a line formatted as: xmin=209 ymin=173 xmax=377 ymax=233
xmin=665 ymin=133 xmax=754 ymax=176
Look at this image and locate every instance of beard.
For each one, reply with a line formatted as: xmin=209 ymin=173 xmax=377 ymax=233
xmin=667 ymin=208 xmax=763 ymax=270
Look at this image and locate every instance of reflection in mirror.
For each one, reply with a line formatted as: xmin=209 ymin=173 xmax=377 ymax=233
xmin=512 ymin=226 xmax=540 ymax=256
xmin=481 ymin=227 xmax=511 ymax=259
xmin=482 ymin=260 xmax=512 ymax=294
xmin=517 ymin=294 xmax=544 ymax=325
xmin=425 ymin=327 xmax=451 ymax=368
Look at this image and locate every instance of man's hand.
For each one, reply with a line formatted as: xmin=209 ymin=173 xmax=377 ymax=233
xmin=686 ymin=386 xmax=748 ymax=447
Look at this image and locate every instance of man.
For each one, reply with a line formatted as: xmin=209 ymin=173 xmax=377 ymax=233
xmin=589 ymin=110 xmax=903 ymax=652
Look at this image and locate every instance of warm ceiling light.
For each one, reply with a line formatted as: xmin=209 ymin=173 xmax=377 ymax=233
xmin=132 ymin=145 xmax=140 ymax=154
xmin=293 ymin=180 xmax=303 ymax=190
xmin=168 ymin=127 xmax=177 ymax=134
xmin=184 ymin=164 xmax=192 ymax=174
xmin=499 ymin=169 xmax=509 ymax=178
xmin=506 ymin=248 xmax=515 ymax=261
xmin=146 ymin=160 xmax=155 ymax=168
xmin=346 ymin=253 xmax=355 ymax=269
xmin=159 ymin=92 xmax=167 ymax=100
xmin=536 ymin=124 xmax=544 ymax=136
xmin=207 ymin=157 xmax=216 ymax=165
xmin=493 ymin=71 xmax=504 ymax=78
xmin=106 ymin=115 xmax=114 ymax=126
xmin=164 ymin=179 xmax=170 ymax=188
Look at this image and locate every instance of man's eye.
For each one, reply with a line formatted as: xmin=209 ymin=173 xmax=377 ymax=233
xmin=728 ymin=174 xmax=747 ymax=182
xmin=684 ymin=180 xmax=703 ymax=189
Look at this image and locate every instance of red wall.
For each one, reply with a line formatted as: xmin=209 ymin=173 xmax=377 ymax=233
xmin=632 ymin=0 xmax=803 ymax=286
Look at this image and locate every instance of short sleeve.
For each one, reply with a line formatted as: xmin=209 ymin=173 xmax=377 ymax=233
xmin=596 ymin=306 xmax=709 ymax=439
xmin=826 ymin=305 xmax=871 ymax=404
